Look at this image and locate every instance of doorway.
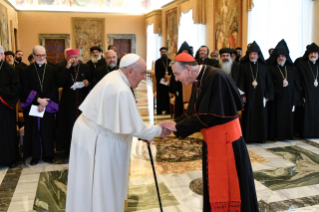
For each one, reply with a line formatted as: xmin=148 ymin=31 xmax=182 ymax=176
xmin=113 ymin=39 xmax=131 ymax=59
xmin=45 ymin=39 xmax=65 ymax=65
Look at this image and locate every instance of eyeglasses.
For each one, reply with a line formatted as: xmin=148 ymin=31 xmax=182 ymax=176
xmin=35 ymin=54 xmax=46 ymax=58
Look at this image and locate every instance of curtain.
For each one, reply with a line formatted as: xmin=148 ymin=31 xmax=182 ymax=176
xmin=146 ymin=23 xmax=162 ymax=70
xmin=178 ymin=9 xmax=206 ymax=56
xmin=248 ymin=0 xmax=314 ymax=61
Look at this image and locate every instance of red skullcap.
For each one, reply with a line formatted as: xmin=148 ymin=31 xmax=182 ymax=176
xmin=66 ymin=49 xmax=80 ymax=56
xmin=174 ymin=53 xmax=195 ymax=62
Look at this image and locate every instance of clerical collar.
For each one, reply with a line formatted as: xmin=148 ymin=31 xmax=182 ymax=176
xmin=250 ymin=61 xmax=257 ymax=65
xmin=119 ymin=70 xmax=131 ymax=87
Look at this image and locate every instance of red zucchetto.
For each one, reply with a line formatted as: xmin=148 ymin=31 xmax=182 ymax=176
xmin=174 ymin=53 xmax=195 ymax=62
xmin=66 ymin=49 xmax=80 ymax=56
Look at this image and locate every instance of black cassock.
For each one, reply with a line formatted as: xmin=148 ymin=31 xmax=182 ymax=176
xmin=13 ymin=61 xmax=27 ymax=74
xmin=56 ymin=60 xmax=67 ymax=74
xmin=175 ymin=66 xmax=259 ymax=212
xmin=230 ymin=62 xmax=241 ymax=86
xmin=238 ymin=62 xmax=274 ymax=143
xmin=0 ymin=61 xmax=20 ymax=165
xmin=267 ymin=64 xmax=301 ymax=140
xmin=298 ymin=60 xmax=319 ymax=138
xmin=155 ymin=57 xmax=172 ymax=115
xmin=169 ymin=75 xmax=183 ymax=118
xmin=20 ymin=63 xmax=59 ymax=159
xmin=87 ymin=59 xmax=106 ymax=79
xmin=56 ymin=64 xmax=91 ymax=155
xmin=93 ymin=64 xmax=117 ymax=87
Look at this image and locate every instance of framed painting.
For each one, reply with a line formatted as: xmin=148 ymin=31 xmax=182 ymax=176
xmin=214 ymin=0 xmax=242 ymax=50
xmin=0 ymin=3 xmax=9 ymax=51
xmin=165 ymin=7 xmax=178 ymax=59
xmin=72 ymin=18 xmax=105 ymax=62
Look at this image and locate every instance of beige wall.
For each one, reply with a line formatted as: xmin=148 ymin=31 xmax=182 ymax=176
xmin=18 ymin=12 xmax=146 ymax=64
xmin=313 ymin=1 xmax=319 ymax=44
xmin=0 ymin=0 xmax=18 ymax=51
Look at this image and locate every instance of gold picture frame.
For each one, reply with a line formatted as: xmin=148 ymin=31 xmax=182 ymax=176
xmin=72 ymin=18 xmax=105 ymax=62
xmin=0 ymin=3 xmax=9 ymax=51
xmin=214 ymin=0 xmax=242 ymax=50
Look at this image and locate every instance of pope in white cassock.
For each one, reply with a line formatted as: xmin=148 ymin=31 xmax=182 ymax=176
xmin=66 ymin=54 xmax=170 ymax=212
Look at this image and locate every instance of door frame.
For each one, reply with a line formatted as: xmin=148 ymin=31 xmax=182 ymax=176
xmin=107 ymin=34 xmax=136 ymax=53
xmin=39 ymin=34 xmax=70 ymax=48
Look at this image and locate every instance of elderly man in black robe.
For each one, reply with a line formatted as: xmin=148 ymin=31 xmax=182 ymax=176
xmin=218 ymin=48 xmax=241 ymax=85
xmin=196 ymin=45 xmax=217 ymax=67
xmin=86 ymin=46 xmax=106 ymax=78
xmin=0 ymin=46 xmax=20 ymax=168
xmin=297 ymin=43 xmax=319 ymax=138
xmin=161 ymin=53 xmax=259 ymax=212
xmin=94 ymin=50 xmax=118 ymax=87
xmin=155 ymin=47 xmax=172 ymax=115
xmin=56 ymin=49 xmax=91 ymax=161
xmin=20 ymin=46 xmax=59 ymax=165
xmin=267 ymin=39 xmax=301 ymax=140
xmin=238 ymin=41 xmax=274 ymax=143
xmin=5 ymin=51 xmax=15 ymax=66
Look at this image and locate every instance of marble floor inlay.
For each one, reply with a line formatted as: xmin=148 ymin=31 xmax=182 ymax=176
xmin=33 ymin=170 xmax=68 ymax=211
xmin=254 ymin=145 xmax=319 ymax=190
xmin=125 ymin=182 xmax=179 ymax=212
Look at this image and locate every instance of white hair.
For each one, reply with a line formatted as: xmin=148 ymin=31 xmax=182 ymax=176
xmin=32 ymin=46 xmax=46 ymax=54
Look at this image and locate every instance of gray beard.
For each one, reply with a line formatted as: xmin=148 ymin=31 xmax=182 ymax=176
xmin=108 ymin=63 xmax=116 ymax=69
xmin=277 ymin=61 xmax=285 ymax=66
xmin=309 ymin=57 xmax=318 ymax=63
xmin=8 ymin=61 xmax=14 ymax=65
xmin=250 ymin=58 xmax=258 ymax=63
xmin=91 ymin=55 xmax=101 ymax=63
xmin=36 ymin=60 xmax=45 ymax=66
xmin=219 ymin=59 xmax=233 ymax=75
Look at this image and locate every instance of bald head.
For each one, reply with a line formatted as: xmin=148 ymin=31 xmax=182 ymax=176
xmin=121 ymin=58 xmax=146 ymax=89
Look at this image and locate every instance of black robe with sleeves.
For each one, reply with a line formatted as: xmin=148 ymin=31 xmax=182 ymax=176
xmin=267 ymin=64 xmax=301 ymax=140
xmin=56 ymin=64 xmax=92 ymax=155
xmin=155 ymin=57 xmax=172 ymax=114
xmin=175 ymin=66 xmax=259 ymax=212
xmin=20 ymin=63 xmax=59 ymax=159
xmin=0 ymin=61 xmax=20 ymax=165
xmin=298 ymin=60 xmax=319 ymax=138
xmin=238 ymin=61 xmax=274 ymax=143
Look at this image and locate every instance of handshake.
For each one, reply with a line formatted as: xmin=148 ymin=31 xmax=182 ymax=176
xmin=158 ymin=120 xmax=177 ymax=138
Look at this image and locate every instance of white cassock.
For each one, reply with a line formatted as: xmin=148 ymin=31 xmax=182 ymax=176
xmin=66 ymin=70 xmax=162 ymax=212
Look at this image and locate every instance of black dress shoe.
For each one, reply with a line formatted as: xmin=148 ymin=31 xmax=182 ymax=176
xmin=9 ymin=161 xmax=17 ymax=168
xmin=30 ymin=157 xmax=39 ymax=165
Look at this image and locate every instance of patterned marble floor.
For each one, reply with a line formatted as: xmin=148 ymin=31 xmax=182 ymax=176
xmin=2 ymin=78 xmax=319 ymax=211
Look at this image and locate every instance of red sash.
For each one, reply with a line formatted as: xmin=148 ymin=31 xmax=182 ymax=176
xmin=0 ymin=95 xmax=13 ymax=109
xmin=201 ymin=118 xmax=241 ymax=212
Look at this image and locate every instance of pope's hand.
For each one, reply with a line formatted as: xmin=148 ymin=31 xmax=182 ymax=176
xmin=159 ymin=120 xmax=177 ymax=132
xmin=160 ymin=127 xmax=171 ymax=138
